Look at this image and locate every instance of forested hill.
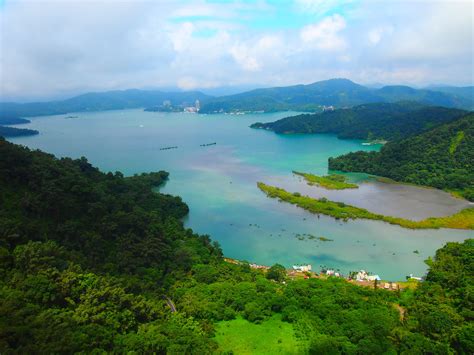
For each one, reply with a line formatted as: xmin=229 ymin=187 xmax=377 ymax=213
xmin=199 ymin=79 xmax=473 ymax=113
xmin=0 ymin=89 xmax=210 ymax=117
xmin=329 ymin=114 xmax=474 ymax=201
xmin=0 ymin=138 xmax=473 ymax=353
xmin=0 ymin=125 xmax=39 ymax=137
xmin=0 ymin=116 xmax=37 ymax=137
xmin=251 ymin=102 xmax=467 ymax=140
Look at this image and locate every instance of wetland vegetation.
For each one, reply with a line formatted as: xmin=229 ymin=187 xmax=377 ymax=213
xmin=293 ymin=171 xmax=358 ymax=190
xmin=258 ymin=182 xmax=474 ymax=230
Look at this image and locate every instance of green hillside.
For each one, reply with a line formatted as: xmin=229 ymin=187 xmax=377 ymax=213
xmin=329 ymin=114 xmax=474 ymax=201
xmin=251 ymin=102 xmax=466 ymax=140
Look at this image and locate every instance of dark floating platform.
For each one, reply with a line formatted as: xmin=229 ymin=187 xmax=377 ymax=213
xmin=159 ymin=146 xmax=178 ymax=151
xmin=200 ymin=142 xmax=216 ymax=147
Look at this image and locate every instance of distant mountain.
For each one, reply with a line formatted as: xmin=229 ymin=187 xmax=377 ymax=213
xmin=376 ymin=85 xmax=472 ymax=108
xmin=199 ymin=79 xmax=474 ymax=113
xmin=0 ymin=89 xmax=211 ymax=117
xmin=251 ymin=102 xmax=467 ymax=140
xmin=328 ymin=114 xmax=474 ymax=201
xmin=426 ymin=86 xmax=474 ymax=102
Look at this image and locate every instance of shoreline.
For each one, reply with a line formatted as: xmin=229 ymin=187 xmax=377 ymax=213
xmin=223 ymin=257 xmax=419 ymax=286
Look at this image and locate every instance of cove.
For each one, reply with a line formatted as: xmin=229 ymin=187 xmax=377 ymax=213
xmin=9 ymin=109 xmax=473 ymax=280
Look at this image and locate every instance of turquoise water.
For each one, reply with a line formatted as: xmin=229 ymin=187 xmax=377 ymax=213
xmin=10 ymin=109 xmax=473 ymax=280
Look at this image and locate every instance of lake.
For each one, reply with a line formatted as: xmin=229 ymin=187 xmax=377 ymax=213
xmin=9 ymin=109 xmax=473 ymax=280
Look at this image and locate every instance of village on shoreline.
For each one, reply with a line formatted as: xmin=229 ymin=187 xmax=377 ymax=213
xmin=223 ymin=257 xmax=423 ymax=291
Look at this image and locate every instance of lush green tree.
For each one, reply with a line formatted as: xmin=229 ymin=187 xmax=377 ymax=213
xmin=266 ymin=263 xmax=286 ymax=282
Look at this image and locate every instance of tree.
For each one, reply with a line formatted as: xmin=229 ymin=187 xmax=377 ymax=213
xmin=266 ymin=264 xmax=286 ymax=282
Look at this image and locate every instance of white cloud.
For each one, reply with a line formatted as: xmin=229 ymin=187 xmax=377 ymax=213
xmin=229 ymin=44 xmax=260 ymax=72
xmin=368 ymin=26 xmax=394 ymax=46
xmin=295 ymin=0 xmax=355 ymax=16
xmin=300 ymin=14 xmax=347 ymax=51
xmin=169 ymin=22 xmax=195 ymax=52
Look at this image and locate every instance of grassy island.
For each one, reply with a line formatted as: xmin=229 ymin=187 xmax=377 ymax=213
xmin=257 ymin=182 xmax=474 ymax=230
xmin=293 ymin=171 xmax=358 ymax=190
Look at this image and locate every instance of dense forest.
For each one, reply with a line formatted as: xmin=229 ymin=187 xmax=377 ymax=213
xmin=0 ymin=138 xmax=472 ymax=353
xmin=329 ymin=114 xmax=474 ymax=201
xmin=251 ymin=102 xmax=466 ymax=140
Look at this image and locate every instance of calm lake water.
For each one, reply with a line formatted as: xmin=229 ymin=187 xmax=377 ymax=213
xmin=10 ymin=109 xmax=473 ymax=280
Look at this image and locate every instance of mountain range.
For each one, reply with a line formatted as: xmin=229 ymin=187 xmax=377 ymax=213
xmin=198 ymin=79 xmax=473 ymax=113
xmin=1 ymin=79 xmax=472 ymax=118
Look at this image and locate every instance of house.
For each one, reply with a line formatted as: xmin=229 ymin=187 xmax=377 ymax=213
xmin=249 ymin=263 xmax=270 ymax=270
xmin=292 ymin=264 xmax=312 ymax=272
xmin=355 ymin=270 xmax=381 ymax=282
xmin=323 ymin=269 xmax=341 ymax=277
xmin=366 ymin=275 xmax=381 ymax=281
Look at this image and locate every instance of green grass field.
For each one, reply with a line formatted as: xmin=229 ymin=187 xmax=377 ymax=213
xmin=293 ymin=171 xmax=358 ymax=190
xmin=214 ymin=315 xmax=306 ymax=354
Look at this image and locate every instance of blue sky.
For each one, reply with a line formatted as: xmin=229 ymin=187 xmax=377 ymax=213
xmin=0 ymin=0 xmax=472 ymax=100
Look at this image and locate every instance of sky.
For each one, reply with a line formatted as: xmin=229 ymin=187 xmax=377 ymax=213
xmin=0 ymin=0 xmax=473 ymax=101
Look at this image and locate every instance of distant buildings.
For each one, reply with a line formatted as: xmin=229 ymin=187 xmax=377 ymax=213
xmin=249 ymin=263 xmax=270 ymax=270
xmin=292 ymin=264 xmax=312 ymax=272
xmin=407 ymin=273 xmax=423 ymax=281
xmin=355 ymin=270 xmax=381 ymax=282
xmin=321 ymin=105 xmax=335 ymax=111
xmin=183 ymin=99 xmax=201 ymax=113
xmin=322 ymin=269 xmax=341 ymax=277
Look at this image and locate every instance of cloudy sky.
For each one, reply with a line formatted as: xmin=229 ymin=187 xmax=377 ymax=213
xmin=0 ymin=0 xmax=472 ymax=100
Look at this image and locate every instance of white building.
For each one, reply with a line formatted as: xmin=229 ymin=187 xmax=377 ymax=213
xmin=292 ymin=264 xmax=312 ymax=272
xmin=356 ymin=270 xmax=381 ymax=282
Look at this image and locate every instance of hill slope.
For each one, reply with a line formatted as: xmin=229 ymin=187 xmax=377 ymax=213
xmin=328 ymin=114 xmax=474 ymax=200
xmin=251 ymin=102 xmax=466 ymax=140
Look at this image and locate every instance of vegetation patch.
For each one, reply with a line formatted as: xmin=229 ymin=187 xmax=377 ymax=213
xmin=449 ymin=130 xmax=464 ymax=154
xmin=214 ymin=315 xmax=305 ymax=354
xmin=294 ymin=171 xmax=358 ymax=190
xmin=258 ymin=182 xmax=474 ymax=230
